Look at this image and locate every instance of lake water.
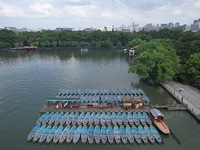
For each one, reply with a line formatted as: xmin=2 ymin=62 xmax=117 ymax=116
xmin=0 ymin=48 xmax=199 ymax=150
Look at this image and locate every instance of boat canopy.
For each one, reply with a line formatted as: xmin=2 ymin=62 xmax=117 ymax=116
xmin=46 ymin=98 xmax=81 ymax=103
xmin=123 ymin=103 xmax=132 ymax=106
xmin=150 ymin=109 xmax=164 ymax=118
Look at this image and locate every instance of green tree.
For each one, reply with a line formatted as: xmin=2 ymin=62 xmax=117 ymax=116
xmin=186 ymin=53 xmax=200 ymax=79
xmin=52 ymin=41 xmax=57 ymax=48
xmin=117 ymin=41 xmax=122 ymax=49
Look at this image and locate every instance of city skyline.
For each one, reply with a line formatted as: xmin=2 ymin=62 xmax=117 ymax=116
xmin=0 ymin=0 xmax=200 ymax=29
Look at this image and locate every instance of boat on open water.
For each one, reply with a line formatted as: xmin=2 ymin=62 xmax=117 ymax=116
xmin=66 ymin=125 xmax=76 ymax=143
xmin=150 ymin=125 xmax=162 ymax=144
xmin=126 ymin=125 xmax=134 ymax=144
xmin=81 ymin=125 xmax=88 ymax=144
xmin=53 ymin=125 xmax=63 ymax=144
xmin=39 ymin=125 xmax=51 ymax=143
xmin=138 ymin=124 xmax=148 ymax=144
xmin=89 ymin=112 xmax=96 ymax=125
xmin=101 ymin=125 xmax=107 ymax=144
xmin=120 ymin=125 xmax=128 ymax=144
xmin=27 ymin=124 xmax=41 ymax=141
xmin=106 ymin=112 xmax=112 ymax=125
xmin=94 ymin=125 xmax=101 ymax=144
xmin=107 ymin=125 xmax=114 ymax=144
xmin=133 ymin=112 xmax=140 ymax=126
xmin=117 ymin=112 xmax=122 ymax=125
xmin=73 ymin=125 xmax=82 ymax=144
xmin=33 ymin=124 xmax=46 ymax=142
xmin=95 ymin=112 xmax=101 ymax=125
xmin=46 ymin=124 xmax=57 ymax=143
xmin=77 ymin=112 xmax=85 ymax=125
xmin=59 ymin=125 xmax=70 ymax=144
xmin=114 ymin=125 xmax=120 ymax=144
xmin=132 ymin=125 xmax=142 ymax=144
xmin=111 ymin=112 xmax=117 ymax=125
xmin=144 ymin=125 xmax=155 ymax=144
xmin=88 ymin=125 xmax=94 ymax=144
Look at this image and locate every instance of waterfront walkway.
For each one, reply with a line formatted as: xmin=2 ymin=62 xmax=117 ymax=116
xmin=162 ymin=81 xmax=200 ymax=121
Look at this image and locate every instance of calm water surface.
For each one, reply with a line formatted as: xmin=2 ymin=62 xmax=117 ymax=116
xmin=0 ymin=49 xmax=199 ymax=150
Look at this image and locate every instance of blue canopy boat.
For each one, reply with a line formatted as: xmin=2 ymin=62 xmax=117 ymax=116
xmin=94 ymin=125 xmax=101 ymax=144
xmin=144 ymin=124 xmax=155 ymax=144
xmin=95 ymin=112 xmax=101 ymax=125
xmin=42 ymin=112 xmax=54 ymax=125
xmin=88 ymin=125 xmax=94 ymax=144
xmin=33 ymin=124 xmax=46 ymax=142
xmin=46 ymin=125 xmax=57 ymax=143
xmin=106 ymin=112 xmax=111 ymax=125
xmin=101 ymin=125 xmax=107 ymax=144
xmin=150 ymin=125 xmax=162 ymax=144
xmin=81 ymin=125 xmax=88 ymax=144
xmin=77 ymin=112 xmax=85 ymax=125
xmin=39 ymin=125 xmax=51 ymax=143
xmin=133 ymin=112 xmax=139 ymax=126
xmin=72 ymin=112 xmax=79 ymax=125
xmin=120 ymin=125 xmax=128 ymax=144
xmin=73 ymin=125 xmax=82 ymax=144
xmin=100 ymin=112 xmax=106 ymax=125
xmin=36 ymin=112 xmax=49 ymax=125
xmin=113 ymin=125 xmax=120 ymax=144
xmin=66 ymin=125 xmax=76 ymax=143
xmin=126 ymin=125 xmax=134 ymax=144
xmin=138 ymin=112 xmax=146 ymax=126
xmin=138 ymin=124 xmax=148 ymax=144
xmin=27 ymin=124 xmax=41 ymax=141
xmin=59 ymin=125 xmax=70 ymax=144
xmin=143 ymin=112 xmax=152 ymax=125
xmin=89 ymin=112 xmax=96 ymax=125
xmin=83 ymin=112 xmax=90 ymax=125
xmin=117 ymin=112 xmax=122 ymax=125
xmin=127 ymin=112 xmax=134 ymax=125
xmin=60 ymin=112 xmax=69 ymax=125
xmin=122 ymin=112 xmax=128 ymax=125
xmin=68 ymin=112 xmax=74 ymax=125
xmin=48 ymin=112 xmax=59 ymax=125
xmin=53 ymin=125 xmax=63 ymax=144
xmin=54 ymin=112 xmax=64 ymax=125
xmin=107 ymin=125 xmax=114 ymax=144
xmin=132 ymin=125 xmax=141 ymax=144
xmin=111 ymin=112 xmax=117 ymax=125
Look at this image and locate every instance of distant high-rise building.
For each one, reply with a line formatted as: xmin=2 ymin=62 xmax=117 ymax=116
xmin=168 ymin=22 xmax=174 ymax=29
xmin=193 ymin=18 xmax=200 ymax=24
xmin=175 ymin=22 xmax=180 ymax=27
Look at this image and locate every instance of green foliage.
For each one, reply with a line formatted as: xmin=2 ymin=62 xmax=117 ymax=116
xmin=117 ymin=41 xmax=122 ymax=49
xmin=186 ymin=53 xmax=200 ymax=78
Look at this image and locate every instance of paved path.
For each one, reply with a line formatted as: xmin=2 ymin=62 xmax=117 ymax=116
xmin=162 ymin=81 xmax=200 ymax=121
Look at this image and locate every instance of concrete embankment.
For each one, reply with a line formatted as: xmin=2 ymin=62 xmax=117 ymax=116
xmin=162 ymin=81 xmax=200 ymax=122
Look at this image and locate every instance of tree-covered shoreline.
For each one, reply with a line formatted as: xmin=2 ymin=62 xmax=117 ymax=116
xmin=0 ymin=29 xmax=199 ymax=88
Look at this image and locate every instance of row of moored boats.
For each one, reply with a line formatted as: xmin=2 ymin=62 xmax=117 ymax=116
xmin=35 ymin=111 xmax=153 ymax=126
xmin=27 ymin=123 xmax=162 ymax=144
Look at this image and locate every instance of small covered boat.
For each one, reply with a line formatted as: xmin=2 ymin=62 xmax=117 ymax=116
xmin=133 ymin=112 xmax=140 ymax=126
xmin=89 ymin=112 xmax=96 ymax=125
xmin=94 ymin=112 xmax=101 ymax=125
xmin=60 ymin=112 xmax=69 ymax=125
xmin=59 ymin=125 xmax=70 ymax=144
xmin=66 ymin=125 xmax=76 ymax=143
xmin=54 ymin=112 xmax=64 ymax=125
xmin=138 ymin=124 xmax=148 ymax=144
xmin=33 ymin=124 xmax=46 ymax=142
xmin=113 ymin=125 xmax=120 ymax=144
xmin=77 ymin=112 xmax=85 ymax=125
xmin=68 ymin=112 xmax=74 ymax=125
xmin=53 ymin=125 xmax=63 ymax=144
xmin=132 ymin=125 xmax=141 ymax=144
xmin=83 ymin=112 xmax=90 ymax=125
xmin=149 ymin=109 xmax=170 ymax=134
xmin=138 ymin=112 xmax=146 ymax=126
xmin=73 ymin=125 xmax=82 ymax=144
xmin=122 ymin=112 xmax=128 ymax=125
xmin=106 ymin=112 xmax=112 ymax=125
xmin=94 ymin=125 xmax=101 ymax=144
xmin=117 ymin=112 xmax=122 ymax=125
xmin=100 ymin=112 xmax=106 ymax=125
xmin=39 ymin=125 xmax=51 ymax=143
xmin=107 ymin=125 xmax=114 ymax=144
xmin=127 ymin=112 xmax=134 ymax=125
xmin=42 ymin=112 xmax=54 ymax=125
xmin=36 ymin=112 xmax=49 ymax=125
xmin=27 ymin=124 xmax=41 ymax=141
xmin=126 ymin=125 xmax=134 ymax=144
xmin=111 ymin=112 xmax=117 ymax=125
xmin=88 ymin=125 xmax=94 ymax=144
xmin=81 ymin=125 xmax=88 ymax=144
xmin=120 ymin=125 xmax=128 ymax=144
xmin=49 ymin=112 xmax=59 ymax=125
xmin=46 ymin=125 xmax=57 ymax=143
xmin=72 ymin=112 xmax=79 ymax=125
xmin=144 ymin=125 xmax=155 ymax=144
xmin=150 ymin=125 xmax=162 ymax=144
xmin=101 ymin=125 xmax=107 ymax=144
xmin=143 ymin=112 xmax=152 ymax=125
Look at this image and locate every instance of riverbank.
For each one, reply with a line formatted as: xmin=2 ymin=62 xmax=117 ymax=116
xmin=162 ymin=81 xmax=200 ymax=122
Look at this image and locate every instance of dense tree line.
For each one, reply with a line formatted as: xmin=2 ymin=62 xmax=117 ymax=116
xmin=0 ymin=28 xmax=199 ymax=87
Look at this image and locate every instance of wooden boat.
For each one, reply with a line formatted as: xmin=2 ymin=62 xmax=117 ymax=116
xmin=101 ymin=125 xmax=107 ymax=144
xmin=53 ymin=125 xmax=63 ymax=143
xmin=27 ymin=124 xmax=41 ymax=141
xmin=150 ymin=125 xmax=162 ymax=144
xmin=46 ymin=125 xmax=57 ymax=143
xmin=132 ymin=125 xmax=141 ymax=144
xmin=144 ymin=125 xmax=155 ymax=144
xmin=72 ymin=112 xmax=79 ymax=125
xmin=81 ymin=125 xmax=88 ymax=144
xmin=94 ymin=112 xmax=101 ymax=125
xmin=94 ymin=125 xmax=101 ymax=144
xmin=66 ymin=125 xmax=76 ymax=143
xmin=117 ymin=112 xmax=122 ymax=125
xmin=138 ymin=124 xmax=148 ymax=144
xmin=111 ymin=112 xmax=117 ymax=125
xmin=143 ymin=112 xmax=152 ymax=125
xmin=133 ymin=112 xmax=139 ymax=126
xmin=113 ymin=125 xmax=120 ymax=144
xmin=39 ymin=125 xmax=51 ymax=143
xmin=59 ymin=125 xmax=70 ymax=144
xmin=149 ymin=109 xmax=170 ymax=134
xmin=122 ymin=112 xmax=128 ymax=125
xmin=120 ymin=125 xmax=128 ymax=144
xmin=100 ymin=112 xmax=106 ymax=125
xmin=107 ymin=125 xmax=114 ymax=144
xmin=106 ymin=112 xmax=112 ymax=125
xmin=89 ymin=112 xmax=96 ymax=125
xmin=88 ymin=125 xmax=94 ymax=144
xmin=33 ymin=124 xmax=46 ymax=142
xmin=127 ymin=112 xmax=134 ymax=125
xmin=126 ymin=125 xmax=134 ymax=144
xmin=73 ymin=125 xmax=82 ymax=144
xmin=138 ymin=112 xmax=146 ymax=126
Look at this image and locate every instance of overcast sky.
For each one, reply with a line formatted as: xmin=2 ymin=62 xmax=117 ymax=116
xmin=0 ymin=0 xmax=200 ymax=29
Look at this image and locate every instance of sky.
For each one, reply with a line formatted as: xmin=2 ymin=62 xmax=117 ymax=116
xmin=0 ymin=0 xmax=200 ymax=29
